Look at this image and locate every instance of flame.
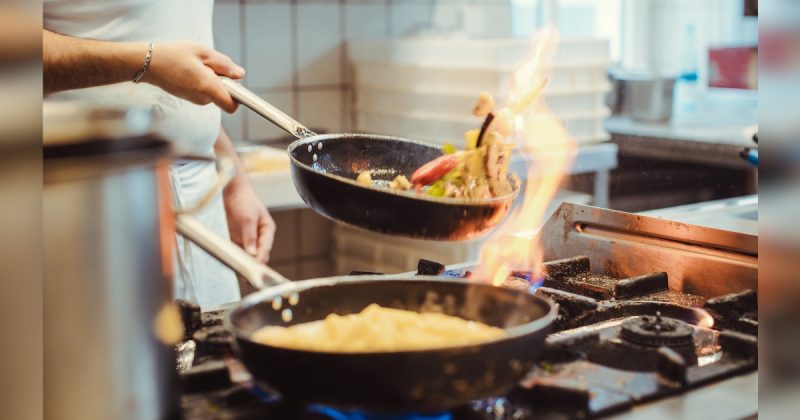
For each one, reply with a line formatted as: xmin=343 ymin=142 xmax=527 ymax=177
xmin=476 ymin=27 xmax=577 ymax=287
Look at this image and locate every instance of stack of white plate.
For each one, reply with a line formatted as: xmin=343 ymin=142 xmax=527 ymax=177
xmin=332 ymin=190 xmax=592 ymax=275
xmin=349 ymin=37 xmax=611 ymax=145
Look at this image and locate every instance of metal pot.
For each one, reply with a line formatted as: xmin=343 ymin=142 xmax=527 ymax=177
xmin=43 ymin=103 xmax=182 ymax=420
xmin=608 ymin=70 xmax=676 ymax=122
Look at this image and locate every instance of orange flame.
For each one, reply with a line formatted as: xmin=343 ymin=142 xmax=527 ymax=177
xmin=477 ymin=27 xmax=577 ymax=287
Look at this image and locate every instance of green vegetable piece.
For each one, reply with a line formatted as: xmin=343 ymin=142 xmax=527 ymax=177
xmin=427 ymin=181 xmax=446 ymax=197
xmin=442 ymin=143 xmax=457 ymax=155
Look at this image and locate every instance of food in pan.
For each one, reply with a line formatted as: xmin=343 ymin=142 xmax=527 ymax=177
xmin=251 ymin=303 xmax=505 ymax=352
xmin=355 ymin=88 xmax=549 ymax=200
xmin=357 ymin=171 xmax=413 ymax=191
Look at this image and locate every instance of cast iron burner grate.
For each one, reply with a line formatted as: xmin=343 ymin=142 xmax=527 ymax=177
xmin=177 ymin=255 xmax=757 ymax=419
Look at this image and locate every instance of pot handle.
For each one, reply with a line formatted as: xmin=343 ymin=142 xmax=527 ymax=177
xmin=220 ymin=77 xmax=317 ymax=139
xmin=175 ymin=213 xmax=288 ymax=289
xmin=172 ymin=154 xmax=236 ymax=215
xmin=172 ymin=153 xmax=289 ymax=289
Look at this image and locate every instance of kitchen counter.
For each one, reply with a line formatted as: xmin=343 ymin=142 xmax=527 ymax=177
xmin=605 ymin=96 xmax=757 ymax=169
xmin=238 ymin=146 xmax=305 ymax=209
xmin=639 ymin=194 xmax=757 ymax=236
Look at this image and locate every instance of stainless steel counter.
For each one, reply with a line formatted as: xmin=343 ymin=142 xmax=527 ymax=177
xmin=605 ymin=96 xmax=757 ymax=169
xmin=639 ymin=195 xmax=757 ymax=236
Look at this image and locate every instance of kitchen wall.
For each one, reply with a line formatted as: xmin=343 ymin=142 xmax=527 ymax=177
xmin=623 ymin=0 xmax=758 ymax=83
xmin=213 ymin=0 xmax=513 ymax=286
xmin=213 ymin=0 xmax=513 ymax=144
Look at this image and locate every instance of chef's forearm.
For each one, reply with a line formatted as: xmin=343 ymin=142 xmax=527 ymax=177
xmin=214 ymin=128 xmax=251 ymax=193
xmin=43 ymin=29 xmax=147 ymax=94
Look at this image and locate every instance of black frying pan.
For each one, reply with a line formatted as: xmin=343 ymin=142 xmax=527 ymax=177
xmin=175 ymin=213 xmax=557 ymax=413
xmin=222 ymin=78 xmax=519 ymax=240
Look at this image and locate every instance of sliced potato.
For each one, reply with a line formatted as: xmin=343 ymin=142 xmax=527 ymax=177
xmin=356 ymin=170 xmax=372 ymax=186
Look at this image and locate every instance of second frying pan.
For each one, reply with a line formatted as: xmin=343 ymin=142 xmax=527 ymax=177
xmin=175 ymin=212 xmax=556 ymax=413
xmin=222 ymin=78 xmax=519 ymax=241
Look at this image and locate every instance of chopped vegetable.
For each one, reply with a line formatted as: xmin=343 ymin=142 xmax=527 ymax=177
xmin=464 ymin=129 xmax=480 ymax=150
xmin=410 ymin=154 xmax=459 ymax=187
xmin=473 ymin=91 xmax=495 ymax=117
xmin=356 ymin=170 xmax=372 ymax=186
xmin=427 ymin=180 xmax=446 ymax=197
xmin=475 ymin=112 xmax=495 ymax=148
xmin=353 ymin=86 xmax=552 ymax=199
xmin=389 ymin=175 xmax=412 ymax=190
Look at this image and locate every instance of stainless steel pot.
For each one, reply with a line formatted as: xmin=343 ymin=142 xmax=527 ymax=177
xmin=608 ymin=70 xmax=676 ymax=122
xmin=43 ymin=103 xmax=182 ymax=420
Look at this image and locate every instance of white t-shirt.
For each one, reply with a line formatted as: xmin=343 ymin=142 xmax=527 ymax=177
xmin=44 ymin=0 xmax=221 ymax=155
xmin=44 ymin=0 xmax=241 ymax=310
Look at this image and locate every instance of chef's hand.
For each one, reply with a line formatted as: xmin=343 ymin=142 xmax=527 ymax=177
xmin=141 ymin=42 xmax=244 ymax=113
xmin=223 ymin=180 xmax=276 ymax=263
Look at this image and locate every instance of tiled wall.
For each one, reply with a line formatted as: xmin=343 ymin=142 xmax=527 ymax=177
xmin=238 ymin=207 xmax=334 ymax=294
xmin=213 ymin=0 xmax=512 ymax=287
xmin=213 ymin=0 xmax=513 ymax=143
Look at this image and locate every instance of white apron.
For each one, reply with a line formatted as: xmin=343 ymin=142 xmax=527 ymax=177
xmin=44 ymin=0 xmax=241 ymax=310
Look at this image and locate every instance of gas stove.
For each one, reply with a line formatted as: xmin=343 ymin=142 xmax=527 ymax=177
xmin=176 ymin=204 xmax=758 ymax=419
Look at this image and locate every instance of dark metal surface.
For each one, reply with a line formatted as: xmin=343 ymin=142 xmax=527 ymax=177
xmin=224 ymin=276 xmax=556 ymax=413
xmin=288 ymin=134 xmax=519 ymax=240
xmin=180 ymin=251 xmax=758 ymax=418
xmin=537 ymin=203 xmax=758 ymax=298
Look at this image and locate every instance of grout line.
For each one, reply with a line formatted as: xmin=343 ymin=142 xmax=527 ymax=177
xmin=291 ymin=0 xmax=300 ymax=118
xmin=386 ymin=0 xmax=392 ymax=37
xmin=294 ymin=209 xmax=303 ymax=278
xmin=239 ymin=0 xmax=250 ymax=140
xmin=340 ymin=0 xmax=347 ymax=131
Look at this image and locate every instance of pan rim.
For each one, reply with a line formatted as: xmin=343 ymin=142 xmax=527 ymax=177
xmin=287 ymin=133 xmax=521 ymax=207
xmin=224 ymin=275 xmax=558 ymax=356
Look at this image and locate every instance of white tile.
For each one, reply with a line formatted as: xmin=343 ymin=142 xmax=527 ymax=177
xmin=213 ymin=2 xmax=243 ymax=66
xmin=297 ymin=4 xmax=343 ymax=85
xmin=244 ymin=91 xmax=295 ymax=141
xmin=343 ymin=2 xmax=388 ymax=84
xmin=297 ymin=89 xmax=344 ymax=134
xmin=221 ymin=110 xmax=244 ymax=142
xmin=298 ymin=208 xmax=333 ymax=257
xmin=268 ymin=208 xmax=299 ymax=263
xmin=389 ymin=0 xmax=432 ymax=37
xmin=430 ymin=3 xmax=462 ymax=32
xmin=345 ymin=3 xmax=388 ymax=40
xmin=244 ymin=3 xmax=294 ymax=89
xmin=475 ymin=4 xmax=513 ymax=38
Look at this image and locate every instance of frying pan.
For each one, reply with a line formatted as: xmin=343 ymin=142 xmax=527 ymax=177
xmin=221 ymin=78 xmax=519 ymax=241
xmin=176 ymin=213 xmax=557 ymax=413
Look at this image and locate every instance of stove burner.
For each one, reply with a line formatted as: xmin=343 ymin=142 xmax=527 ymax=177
xmin=619 ymin=312 xmax=694 ymax=348
xmin=310 ymin=405 xmax=452 ymax=420
xmin=192 ymin=326 xmax=235 ymax=359
xmin=179 ymin=254 xmax=758 ymax=419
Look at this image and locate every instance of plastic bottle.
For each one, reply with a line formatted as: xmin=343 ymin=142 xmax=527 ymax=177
xmin=674 ymin=24 xmax=699 ymax=114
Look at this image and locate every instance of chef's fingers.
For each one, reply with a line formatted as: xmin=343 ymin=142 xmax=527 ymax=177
xmin=202 ymin=49 xmax=245 ymax=80
xmin=201 ymin=69 xmax=239 ymax=113
xmin=256 ymin=211 xmax=276 ymax=263
xmin=238 ymin=216 xmax=259 ymax=259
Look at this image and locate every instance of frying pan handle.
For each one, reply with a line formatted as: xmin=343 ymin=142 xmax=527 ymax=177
xmin=220 ymin=77 xmax=317 ymax=139
xmin=175 ymin=213 xmax=289 ymax=289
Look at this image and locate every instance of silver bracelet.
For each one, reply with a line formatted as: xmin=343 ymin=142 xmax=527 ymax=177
xmin=132 ymin=42 xmax=155 ymax=83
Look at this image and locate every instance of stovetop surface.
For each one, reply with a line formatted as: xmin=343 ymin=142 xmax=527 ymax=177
xmin=176 ymin=256 xmax=757 ymax=419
